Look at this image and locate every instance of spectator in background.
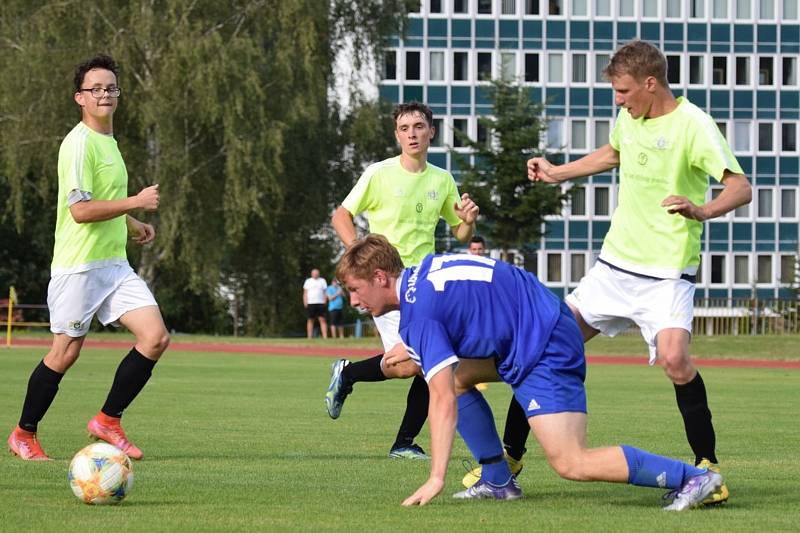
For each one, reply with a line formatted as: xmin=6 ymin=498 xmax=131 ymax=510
xmin=326 ymin=279 xmax=345 ymax=339
xmin=467 ymin=235 xmax=486 ymax=256
xmin=303 ymin=268 xmax=328 ymax=339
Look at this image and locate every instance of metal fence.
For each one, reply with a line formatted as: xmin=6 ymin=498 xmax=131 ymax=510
xmin=691 ymin=298 xmax=800 ymax=336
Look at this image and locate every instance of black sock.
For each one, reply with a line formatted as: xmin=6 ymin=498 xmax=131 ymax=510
xmin=18 ymin=360 xmax=64 ymax=432
xmin=101 ymin=348 xmax=157 ymax=418
xmin=503 ymin=397 xmax=530 ymax=461
xmin=392 ymin=374 xmax=429 ymax=449
xmin=341 ymin=354 xmax=387 ymax=389
xmin=674 ymin=372 xmax=717 ymax=465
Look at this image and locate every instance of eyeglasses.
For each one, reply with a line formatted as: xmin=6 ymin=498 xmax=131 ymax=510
xmin=79 ymin=87 xmax=122 ymax=98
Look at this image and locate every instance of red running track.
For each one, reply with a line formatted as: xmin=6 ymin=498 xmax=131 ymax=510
xmin=7 ymin=338 xmax=800 ymax=369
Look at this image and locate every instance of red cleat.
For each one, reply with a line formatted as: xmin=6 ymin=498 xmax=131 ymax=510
xmin=7 ymin=427 xmax=52 ymax=461
xmin=86 ymin=413 xmax=143 ymax=460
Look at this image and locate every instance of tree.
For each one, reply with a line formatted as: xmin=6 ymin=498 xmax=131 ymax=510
xmin=452 ymin=79 xmax=569 ymax=259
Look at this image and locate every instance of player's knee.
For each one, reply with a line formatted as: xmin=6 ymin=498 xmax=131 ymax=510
xmin=547 ymin=454 xmax=586 ymax=481
xmin=659 ymin=351 xmax=693 ymax=383
xmin=141 ymin=330 xmax=170 ymax=359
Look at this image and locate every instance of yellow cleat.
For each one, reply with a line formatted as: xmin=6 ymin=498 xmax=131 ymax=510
xmin=697 ymin=458 xmax=729 ymax=505
xmin=462 ymin=451 xmax=523 ymax=489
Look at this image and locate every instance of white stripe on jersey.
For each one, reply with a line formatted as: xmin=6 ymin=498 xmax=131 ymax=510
xmin=424 ymin=355 xmax=459 ymax=383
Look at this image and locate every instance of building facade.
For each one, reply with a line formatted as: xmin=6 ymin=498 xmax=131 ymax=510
xmin=379 ymin=0 xmax=800 ymax=298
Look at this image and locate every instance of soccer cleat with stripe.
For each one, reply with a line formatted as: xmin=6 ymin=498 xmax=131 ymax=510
xmin=462 ymin=451 xmax=524 ymax=488
xmin=453 ymin=476 xmax=523 ymax=501
xmin=325 ymin=359 xmax=351 ymax=420
xmin=662 ymin=459 xmax=729 ymax=506
xmin=662 ymin=470 xmax=724 ymax=511
xmin=388 ymin=443 xmax=429 ymax=459
xmin=87 ymin=414 xmax=143 ymax=460
xmin=7 ymin=427 xmax=51 ymax=461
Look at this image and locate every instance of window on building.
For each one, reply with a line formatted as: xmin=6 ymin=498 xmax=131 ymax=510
xmin=759 ymin=123 xmax=774 ymax=151
xmin=500 ymin=53 xmax=516 ymax=81
xmin=570 ymin=253 xmax=586 ymax=282
xmin=734 ymin=121 xmax=750 ymax=151
xmin=734 ymin=202 xmax=750 ymax=218
xmin=550 ymin=0 xmax=564 ymax=14
xmin=666 ymin=0 xmax=681 ymax=17
xmin=383 ymin=51 xmax=397 ymax=80
xmin=548 ymin=53 xmax=564 ymax=83
xmin=710 ymin=255 xmax=726 ymax=283
xmin=710 ymin=187 xmax=723 ymax=201
xmin=690 ymin=0 xmax=705 ymax=17
xmin=478 ymin=0 xmax=492 ymax=13
xmin=759 ymin=57 xmax=774 ymax=85
xmin=502 ymin=0 xmax=517 ymax=14
xmin=760 ymin=0 xmax=775 ymax=17
xmin=454 ymin=0 xmax=469 ymax=13
xmin=618 ymin=0 xmax=634 ymax=16
xmin=429 ymin=51 xmax=445 ymax=81
xmin=758 ymin=188 xmax=774 ymax=217
xmin=783 ymin=123 xmax=798 ymax=151
xmin=547 ymin=253 xmax=562 ymax=282
xmin=453 ymin=52 xmax=468 ymax=81
xmin=405 ymin=52 xmax=420 ymax=80
xmin=716 ymin=121 xmax=728 ymax=139
xmin=595 ymin=0 xmax=611 ymax=16
xmin=430 ymin=0 xmax=443 ymax=13
xmin=736 ymin=56 xmax=750 ymax=85
xmin=572 ymin=0 xmax=588 ymax=15
xmin=689 ymin=56 xmax=704 ymax=84
xmin=526 ymin=0 xmax=540 ymax=14
xmin=571 ymin=186 xmax=586 ymax=215
xmin=595 ymin=54 xmax=610 ymax=82
xmin=477 ymin=52 xmax=492 ymax=81
xmin=525 ymin=252 xmax=538 ymax=275
xmin=667 ymin=55 xmax=681 ymax=84
xmin=757 ymin=255 xmax=772 ymax=283
xmin=781 ymin=189 xmax=797 ymax=218
xmin=594 ymin=186 xmax=610 ymax=215
xmin=713 ymin=0 xmax=728 ymax=17
xmin=734 ymin=255 xmax=749 ymax=283
xmin=547 ymin=119 xmax=565 ymax=148
xmin=571 ymin=120 xmax=588 ymax=150
xmin=780 ymin=255 xmax=797 ymax=283
xmin=642 ymin=0 xmax=658 ymax=16
xmin=786 ymin=0 xmax=799 ymax=19
xmin=452 ymin=118 xmax=469 ymax=147
xmin=431 ymin=118 xmax=444 ymax=147
xmin=736 ymin=0 xmax=751 ymax=18
xmin=477 ymin=121 xmax=489 ymax=146
xmin=595 ymin=120 xmax=610 ymax=148
xmin=525 ymin=53 xmax=540 ymax=82
xmin=572 ymin=54 xmax=587 ymax=83
xmin=712 ymin=56 xmax=728 ymax=85
xmin=784 ymin=57 xmax=798 ymax=85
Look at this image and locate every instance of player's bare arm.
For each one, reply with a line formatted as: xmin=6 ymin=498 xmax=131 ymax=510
xmin=527 ymin=144 xmax=619 ymax=183
xmin=70 ymin=184 xmax=160 ymax=224
xmin=662 ymin=171 xmax=751 ymax=222
xmin=402 ymin=366 xmax=457 ymax=506
xmin=331 ymin=205 xmax=358 ymax=247
xmin=451 ymin=193 xmax=479 ymax=242
xmin=126 ymin=215 xmax=155 ymax=245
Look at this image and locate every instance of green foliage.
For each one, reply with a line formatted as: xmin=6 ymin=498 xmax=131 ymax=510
xmin=452 ymin=79 xmax=569 ymax=253
xmin=0 ymin=0 xmax=411 ymax=335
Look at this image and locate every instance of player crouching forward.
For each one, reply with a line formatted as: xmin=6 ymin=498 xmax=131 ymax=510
xmin=337 ymin=234 xmax=723 ymax=510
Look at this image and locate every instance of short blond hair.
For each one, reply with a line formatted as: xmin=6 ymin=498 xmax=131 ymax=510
xmin=336 ymin=234 xmax=405 ymax=282
xmin=604 ymin=40 xmax=668 ymax=87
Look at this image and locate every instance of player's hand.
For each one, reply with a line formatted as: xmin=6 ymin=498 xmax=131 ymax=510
xmin=383 ymin=343 xmax=410 ymax=367
xmin=527 ymin=157 xmax=560 ymax=183
xmin=661 ymin=195 xmax=707 ymax=221
xmin=454 ymin=193 xmax=479 ymax=225
xmin=402 ymin=477 xmax=445 ymax=507
xmin=128 ymin=219 xmax=155 ymax=245
xmin=136 ymin=184 xmax=160 ymax=211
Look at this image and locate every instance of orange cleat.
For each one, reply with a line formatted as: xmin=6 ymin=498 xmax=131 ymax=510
xmin=7 ymin=427 xmax=52 ymax=461
xmin=86 ymin=413 xmax=143 ymax=460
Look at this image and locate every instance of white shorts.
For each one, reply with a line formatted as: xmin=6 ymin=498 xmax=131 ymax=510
xmin=48 ymin=263 xmax=158 ymax=337
xmin=372 ymin=310 xmax=403 ymax=353
xmin=565 ymin=261 xmax=695 ymax=365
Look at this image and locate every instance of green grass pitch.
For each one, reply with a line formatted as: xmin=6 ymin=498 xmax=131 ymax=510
xmin=1 ymin=343 xmax=798 ymax=532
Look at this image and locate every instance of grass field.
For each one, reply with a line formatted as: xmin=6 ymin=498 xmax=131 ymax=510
xmin=1 ymin=340 xmax=798 ymax=532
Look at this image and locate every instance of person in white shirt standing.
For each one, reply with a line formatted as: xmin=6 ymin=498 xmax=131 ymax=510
xmin=303 ymin=268 xmax=328 ymax=339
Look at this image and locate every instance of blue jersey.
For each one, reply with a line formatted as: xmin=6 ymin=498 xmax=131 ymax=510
xmin=398 ymin=253 xmax=563 ymax=385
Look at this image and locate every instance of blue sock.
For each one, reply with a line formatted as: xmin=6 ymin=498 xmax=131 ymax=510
xmin=621 ymin=445 xmax=706 ymax=489
xmin=457 ymin=389 xmax=512 ymax=486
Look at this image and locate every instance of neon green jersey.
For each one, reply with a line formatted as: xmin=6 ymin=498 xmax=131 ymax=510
xmin=603 ymin=97 xmax=744 ymax=278
xmin=342 ymin=156 xmax=462 ymax=266
xmin=51 ymin=122 xmax=129 ymax=275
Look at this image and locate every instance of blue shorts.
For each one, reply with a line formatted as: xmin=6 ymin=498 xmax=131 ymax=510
xmin=512 ymin=303 xmax=587 ymax=417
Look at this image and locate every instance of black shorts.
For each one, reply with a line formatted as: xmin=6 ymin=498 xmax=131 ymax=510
xmin=328 ymin=309 xmax=343 ymax=326
xmin=307 ymin=304 xmax=326 ymax=319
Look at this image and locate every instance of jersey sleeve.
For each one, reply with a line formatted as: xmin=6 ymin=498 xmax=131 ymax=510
xmin=60 ymin=133 xmax=96 ymax=199
xmin=401 ymin=318 xmax=459 ymax=382
xmin=341 ymin=163 xmax=379 ymax=216
xmin=688 ymin=117 xmax=744 ymax=183
xmin=608 ymin=110 xmax=624 ymax=151
xmin=441 ymin=174 xmax=463 ymax=228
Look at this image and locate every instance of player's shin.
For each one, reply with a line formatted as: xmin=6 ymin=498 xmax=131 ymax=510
xmin=457 ymin=389 xmax=512 ymax=485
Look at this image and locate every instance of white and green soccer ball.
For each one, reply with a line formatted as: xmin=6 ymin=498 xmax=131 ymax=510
xmin=68 ymin=442 xmax=134 ymax=505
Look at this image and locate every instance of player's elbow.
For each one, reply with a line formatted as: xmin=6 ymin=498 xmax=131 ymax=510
xmin=69 ymin=205 xmax=90 ymax=224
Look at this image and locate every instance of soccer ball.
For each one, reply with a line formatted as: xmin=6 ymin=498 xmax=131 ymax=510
xmin=68 ymin=442 xmax=134 ymax=505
